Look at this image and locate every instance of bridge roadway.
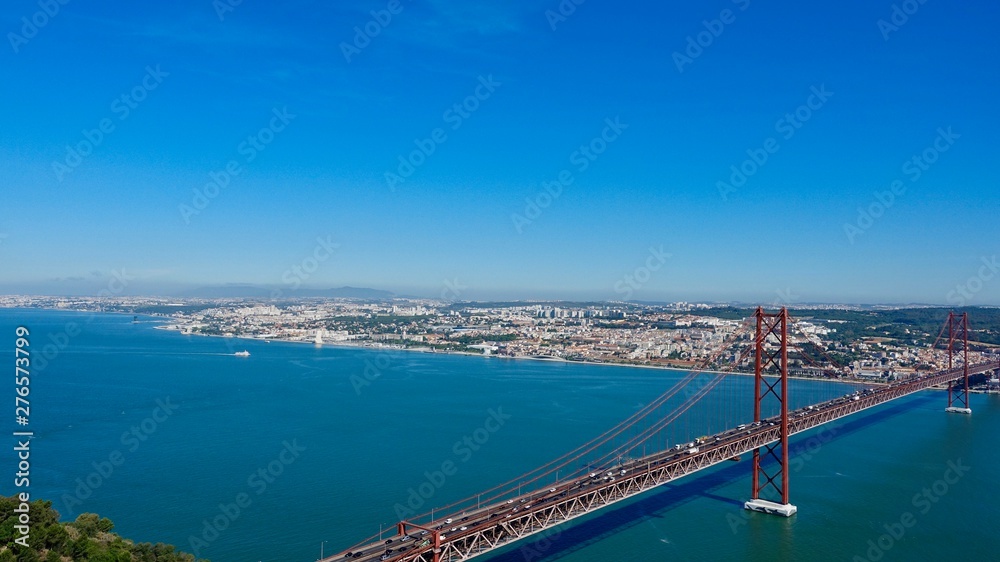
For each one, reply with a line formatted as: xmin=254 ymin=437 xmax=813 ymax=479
xmin=328 ymin=361 xmax=999 ymax=562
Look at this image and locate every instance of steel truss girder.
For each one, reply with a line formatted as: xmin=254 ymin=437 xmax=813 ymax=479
xmin=337 ymin=360 xmax=999 ymax=562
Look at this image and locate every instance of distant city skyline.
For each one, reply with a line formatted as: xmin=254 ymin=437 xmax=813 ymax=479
xmin=2 ymin=0 xmax=998 ymax=305
xmin=3 ymin=278 xmax=1000 ymax=308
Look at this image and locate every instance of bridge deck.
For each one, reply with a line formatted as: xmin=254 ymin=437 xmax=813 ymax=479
xmin=327 ymin=361 xmax=998 ymax=562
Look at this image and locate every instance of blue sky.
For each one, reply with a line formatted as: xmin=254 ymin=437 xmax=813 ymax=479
xmin=1 ymin=0 xmax=998 ymax=304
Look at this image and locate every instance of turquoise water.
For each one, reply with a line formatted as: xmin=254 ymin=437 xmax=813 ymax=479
xmin=2 ymin=309 xmax=998 ymax=561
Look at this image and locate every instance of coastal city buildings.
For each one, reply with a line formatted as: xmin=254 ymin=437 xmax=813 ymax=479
xmin=3 ymin=295 xmax=994 ymax=386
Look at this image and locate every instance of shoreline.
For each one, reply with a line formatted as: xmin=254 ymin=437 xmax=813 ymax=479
xmin=152 ymin=323 xmax=865 ymax=385
xmin=3 ymin=306 xmax=889 ymax=387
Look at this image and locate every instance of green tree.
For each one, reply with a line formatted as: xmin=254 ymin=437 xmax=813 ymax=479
xmin=0 ymin=496 xmax=207 ymax=562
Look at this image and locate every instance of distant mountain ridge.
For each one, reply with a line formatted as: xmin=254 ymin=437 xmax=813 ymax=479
xmin=179 ymin=285 xmax=394 ymax=300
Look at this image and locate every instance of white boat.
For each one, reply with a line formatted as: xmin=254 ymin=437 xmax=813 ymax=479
xmin=235 ymin=350 xmax=250 ymax=357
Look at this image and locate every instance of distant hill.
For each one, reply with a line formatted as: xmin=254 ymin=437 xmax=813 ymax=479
xmin=179 ymin=284 xmax=272 ymax=298
xmin=301 ymin=286 xmax=395 ymax=299
xmin=179 ymin=285 xmax=394 ymax=300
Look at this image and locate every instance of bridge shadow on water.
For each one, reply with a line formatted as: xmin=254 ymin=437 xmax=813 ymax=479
xmin=483 ymin=392 xmax=937 ymax=562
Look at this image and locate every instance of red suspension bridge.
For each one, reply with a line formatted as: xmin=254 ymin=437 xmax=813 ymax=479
xmin=326 ymin=309 xmax=999 ymax=562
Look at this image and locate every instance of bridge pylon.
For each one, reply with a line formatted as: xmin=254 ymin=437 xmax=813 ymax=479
xmin=944 ymin=312 xmax=973 ymax=415
xmin=395 ymin=522 xmax=441 ymax=562
xmin=744 ymin=307 xmax=797 ymax=517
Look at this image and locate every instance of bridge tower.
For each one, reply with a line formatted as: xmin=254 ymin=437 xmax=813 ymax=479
xmin=744 ymin=307 xmax=797 ymax=517
xmin=945 ymin=312 xmax=973 ymax=415
xmin=396 ymin=522 xmax=441 ymax=562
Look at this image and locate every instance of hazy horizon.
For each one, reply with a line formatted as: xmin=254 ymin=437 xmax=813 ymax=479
xmin=3 ymin=279 xmax=998 ymax=308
